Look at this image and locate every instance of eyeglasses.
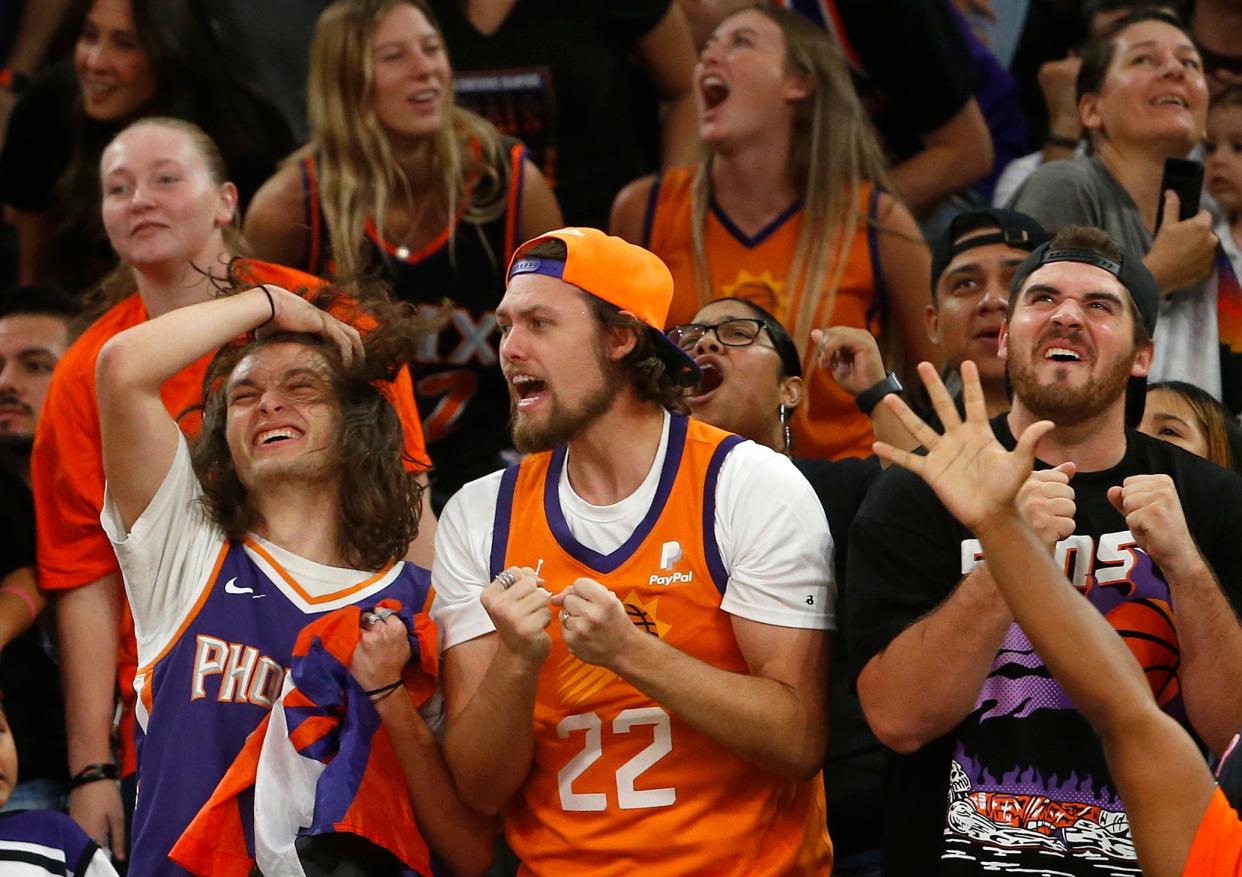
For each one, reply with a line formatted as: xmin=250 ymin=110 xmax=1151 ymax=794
xmin=667 ymin=318 xmax=769 ymax=352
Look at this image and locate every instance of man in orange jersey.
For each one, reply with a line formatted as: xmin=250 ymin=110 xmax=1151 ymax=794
xmin=874 ymin=360 xmax=1242 ymax=877
xmin=433 ymin=227 xmax=834 ymax=875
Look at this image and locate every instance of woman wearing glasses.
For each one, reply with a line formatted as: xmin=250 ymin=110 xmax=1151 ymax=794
xmin=611 ymin=2 xmax=937 ymax=461
xmin=671 ymin=295 xmax=894 ymax=873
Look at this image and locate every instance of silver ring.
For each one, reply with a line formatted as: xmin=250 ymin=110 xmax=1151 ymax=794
xmin=361 ymin=611 xmax=379 ymax=628
xmin=496 ymin=568 xmax=518 ymax=589
xmin=374 ymin=608 xmax=396 ymax=623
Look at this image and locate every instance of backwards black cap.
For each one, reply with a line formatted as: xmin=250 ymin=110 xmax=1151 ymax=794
xmin=1008 ymin=239 xmax=1159 ymax=336
xmin=930 ymin=208 xmax=1051 ymax=297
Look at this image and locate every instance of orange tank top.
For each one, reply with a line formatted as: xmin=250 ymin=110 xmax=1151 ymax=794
xmin=645 ymin=166 xmax=883 ymax=460
xmin=490 ymin=415 xmax=831 ymax=876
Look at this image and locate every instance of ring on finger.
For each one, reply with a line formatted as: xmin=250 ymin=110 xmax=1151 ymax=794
xmin=374 ymin=608 xmax=396 ymax=623
xmin=496 ymin=568 xmax=518 ymax=589
xmin=361 ymin=611 xmax=379 ymax=628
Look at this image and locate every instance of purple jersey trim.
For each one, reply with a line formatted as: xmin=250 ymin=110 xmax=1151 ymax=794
xmin=543 ymin=414 xmax=689 ymax=574
xmin=702 ymin=435 xmax=744 ymax=594
xmin=489 ymin=463 xmax=522 ymax=580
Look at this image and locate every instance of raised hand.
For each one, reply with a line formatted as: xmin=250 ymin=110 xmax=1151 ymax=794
xmin=255 ymin=285 xmax=365 ymax=366
xmin=811 ymin=325 xmax=887 ymax=397
xmin=873 ymin=360 xmax=1054 ymax=532
xmin=1107 ymin=475 xmax=1198 ymax=577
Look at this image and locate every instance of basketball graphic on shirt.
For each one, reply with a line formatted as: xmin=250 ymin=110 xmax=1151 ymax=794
xmin=1106 ymin=597 xmax=1180 ymax=706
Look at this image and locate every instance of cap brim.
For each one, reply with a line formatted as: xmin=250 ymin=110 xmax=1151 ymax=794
xmin=652 ymin=330 xmax=702 ymax=388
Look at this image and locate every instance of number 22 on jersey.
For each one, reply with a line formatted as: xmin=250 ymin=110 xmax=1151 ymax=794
xmin=556 ymin=707 xmax=676 ymax=811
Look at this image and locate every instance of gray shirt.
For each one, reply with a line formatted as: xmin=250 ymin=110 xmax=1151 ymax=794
xmin=1010 ymin=155 xmax=1220 ymax=397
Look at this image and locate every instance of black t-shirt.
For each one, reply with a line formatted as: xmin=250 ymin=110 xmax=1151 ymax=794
xmin=847 ymin=416 xmax=1242 ymax=875
xmin=0 ymin=456 xmax=67 ymax=786
xmin=430 ymin=0 xmax=669 ymax=228
xmin=794 ymin=455 xmax=886 ymax=855
xmin=832 ymin=0 xmax=974 ymax=163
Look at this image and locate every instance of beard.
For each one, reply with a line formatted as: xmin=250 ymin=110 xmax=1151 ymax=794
xmin=510 ymin=368 xmax=618 ymax=454
xmin=1008 ymin=333 xmax=1135 ymax=427
xmin=0 ymin=432 xmax=34 ymax=455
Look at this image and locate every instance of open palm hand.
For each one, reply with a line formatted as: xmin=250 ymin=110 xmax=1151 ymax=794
xmin=873 ymin=361 xmax=1054 ymax=532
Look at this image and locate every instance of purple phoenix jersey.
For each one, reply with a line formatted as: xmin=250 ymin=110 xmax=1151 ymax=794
xmin=129 ymin=538 xmax=431 ymax=876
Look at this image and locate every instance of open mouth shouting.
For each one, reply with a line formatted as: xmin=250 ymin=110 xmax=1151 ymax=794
xmin=690 ymin=359 xmax=724 ymax=402
xmin=701 ymin=74 xmax=730 ymax=112
xmin=510 ymin=373 xmax=548 ymax=410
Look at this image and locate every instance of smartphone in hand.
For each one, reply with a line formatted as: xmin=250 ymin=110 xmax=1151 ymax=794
xmin=1153 ymin=157 xmax=1204 ymax=235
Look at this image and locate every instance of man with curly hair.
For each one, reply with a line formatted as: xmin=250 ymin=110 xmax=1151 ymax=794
xmin=95 ymin=284 xmax=491 ymax=876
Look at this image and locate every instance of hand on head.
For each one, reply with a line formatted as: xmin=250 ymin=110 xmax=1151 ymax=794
xmin=254 ymin=286 xmax=366 ymax=366
xmin=873 ymin=360 xmax=1055 ymax=532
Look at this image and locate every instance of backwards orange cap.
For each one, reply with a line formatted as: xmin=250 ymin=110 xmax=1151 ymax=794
xmin=507 ymin=227 xmax=700 ymax=386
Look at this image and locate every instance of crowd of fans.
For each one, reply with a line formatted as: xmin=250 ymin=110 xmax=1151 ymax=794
xmin=0 ymin=0 xmax=1241 ymax=875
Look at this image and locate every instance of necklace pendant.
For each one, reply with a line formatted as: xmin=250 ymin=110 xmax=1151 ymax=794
xmin=395 ymin=245 xmax=411 ymax=260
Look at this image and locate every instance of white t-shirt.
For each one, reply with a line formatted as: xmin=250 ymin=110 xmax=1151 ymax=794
xmin=432 ymin=411 xmax=836 ymax=651
xmin=101 ymin=434 xmax=411 ymax=669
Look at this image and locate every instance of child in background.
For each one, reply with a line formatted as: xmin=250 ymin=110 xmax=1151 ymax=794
xmin=1207 ymin=85 xmax=1242 ymax=278
xmin=0 ymin=705 xmax=118 ymax=876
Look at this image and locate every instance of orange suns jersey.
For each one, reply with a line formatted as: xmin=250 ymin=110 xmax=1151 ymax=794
xmin=490 ymin=415 xmax=831 ymax=876
xmin=1183 ymin=787 xmax=1242 ymax=876
xmin=644 ymin=166 xmax=883 ymax=461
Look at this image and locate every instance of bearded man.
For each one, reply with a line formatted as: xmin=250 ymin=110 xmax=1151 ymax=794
xmin=846 ymin=225 xmax=1242 ymax=875
xmin=432 ymin=228 xmax=835 ymax=875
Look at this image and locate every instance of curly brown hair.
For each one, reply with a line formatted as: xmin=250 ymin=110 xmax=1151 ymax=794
xmin=190 ymin=278 xmax=439 ymax=570
xmin=585 ymin=296 xmax=691 ymax=415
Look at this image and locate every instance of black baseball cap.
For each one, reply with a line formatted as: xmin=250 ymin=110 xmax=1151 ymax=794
xmin=1008 ymin=238 xmax=1159 ymax=336
xmin=931 ymin=208 xmax=1052 ymax=299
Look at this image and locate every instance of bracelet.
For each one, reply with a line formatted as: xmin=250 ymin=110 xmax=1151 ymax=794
xmin=257 ymin=286 xmax=276 ymax=327
xmin=1044 ymin=132 xmax=1080 ymax=150
xmin=69 ymin=762 xmax=119 ymax=790
xmin=366 ymin=679 xmax=403 ymax=703
xmin=0 ymin=585 xmax=39 ymax=624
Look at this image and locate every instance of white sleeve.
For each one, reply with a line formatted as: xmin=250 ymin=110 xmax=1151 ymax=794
xmin=101 ymin=432 xmax=226 ymax=665
xmin=83 ymin=847 xmax=121 ymax=877
xmin=714 ymin=443 xmax=835 ymax=630
xmin=430 ymin=472 xmax=504 ymax=651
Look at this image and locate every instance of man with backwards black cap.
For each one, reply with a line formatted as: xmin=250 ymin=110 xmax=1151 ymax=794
xmin=846 ymin=225 xmax=1242 ymax=874
xmin=817 ymin=207 xmax=1049 ymax=433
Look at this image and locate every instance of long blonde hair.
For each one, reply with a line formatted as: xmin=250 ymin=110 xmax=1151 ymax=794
xmin=306 ymin=0 xmax=508 ymax=280
xmin=690 ymin=2 xmax=893 ymax=352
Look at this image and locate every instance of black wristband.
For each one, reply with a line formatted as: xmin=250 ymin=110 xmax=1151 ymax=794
xmin=855 ymin=371 xmax=904 ymax=415
xmin=365 ymin=679 xmax=403 ymax=702
xmin=70 ymin=762 xmax=118 ymax=789
xmin=257 ymin=286 xmax=276 ymax=327
xmin=1044 ymin=132 xmax=1080 ymax=150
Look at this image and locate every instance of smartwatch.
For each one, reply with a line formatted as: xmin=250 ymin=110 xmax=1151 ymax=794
xmin=855 ymin=370 xmax=903 ymax=415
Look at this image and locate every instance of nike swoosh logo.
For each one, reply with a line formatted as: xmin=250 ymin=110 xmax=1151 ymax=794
xmin=224 ymin=577 xmax=263 ymax=597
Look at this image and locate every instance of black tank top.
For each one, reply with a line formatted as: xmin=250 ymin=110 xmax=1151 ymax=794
xmin=300 ymin=139 xmax=527 ymax=507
